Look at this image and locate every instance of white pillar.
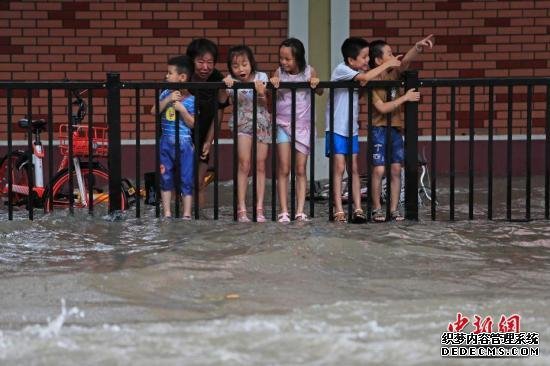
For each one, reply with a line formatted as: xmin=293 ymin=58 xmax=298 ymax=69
xmin=330 ymin=0 xmax=349 ymax=72
xmin=288 ymin=0 xmax=309 ymax=61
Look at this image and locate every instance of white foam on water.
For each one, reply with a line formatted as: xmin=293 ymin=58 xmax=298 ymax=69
xmin=23 ymin=299 xmax=85 ymax=339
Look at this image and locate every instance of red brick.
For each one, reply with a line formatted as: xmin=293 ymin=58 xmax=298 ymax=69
xmin=153 ymin=28 xmax=179 ymax=37
xmin=459 ymin=69 xmax=485 ymax=78
xmin=447 ymin=44 xmax=473 ymax=53
xmin=90 ymin=20 xmax=116 ymax=28
xmin=127 ymin=11 xmax=153 ymax=20
xmin=0 ymin=45 xmax=23 ymax=54
xmin=116 ymin=54 xmax=143 ymax=63
xmin=485 ymin=17 xmax=511 ymax=27
xmin=48 ymin=10 xmax=75 ymax=20
xmin=63 ymin=19 xmax=90 ymax=28
xmin=437 ymin=35 xmax=485 ymax=45
xmin=102 ymin=45 xmax=129 ymax=55
xmin=62 ymin=2 xmax=89 ymax=11
xmin=497 ymin=60 xmax=546 ymax=69
xmin=435 ymin=2 xmax=462 ymax=11
xmin=115 ymin=2 xmax=141 ymax=11
xmin=351 ymin=20 xmax=386 ymax=28
xmin=141 ymin=20 xmax=168 ymax=28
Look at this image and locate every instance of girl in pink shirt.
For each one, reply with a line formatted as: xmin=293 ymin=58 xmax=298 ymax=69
xmin=270 ymin=38 xmax=323 ymax=222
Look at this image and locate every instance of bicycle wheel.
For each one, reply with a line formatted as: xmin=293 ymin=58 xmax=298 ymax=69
xmin=44 ymin=165 xmax=128 ymax=212
xmin=0 ymin=151 xmax=32 ymax=206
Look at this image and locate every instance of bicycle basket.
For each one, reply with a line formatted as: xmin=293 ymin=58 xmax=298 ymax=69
xmin=59 ymin=124 xmax=108 ymax=157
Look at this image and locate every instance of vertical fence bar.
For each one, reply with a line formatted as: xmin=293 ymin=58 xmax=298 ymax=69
xmin=468 ymin=86 xmax=475 ymax=220
xmin=309 ymin=88 xmax=315 ymax=218
xmin=193 ymin=92 xmax=200 ymax=220
xmin=526 ymin=85 xmax=532 ymax=221
xmin=47 ymin=89 xmax=53 ymax=213
xmin=328 ymin=87 xmax=334 ymax=221
xmin=154 ymin=89 xmax=161 ymax=218
xmin=271 ymin=86 xmax=277 ymax=221
xmin=450 ymin=86 xmax=456 ymax=221
xmin=252 ymin=88 xmax=257 ymax=222
xmin=7 ymin=89 xmax=13 ymax=220
xmin=67 ymin=89 xmax=74 ymax=214
xmin=106 ymin=73 xmax=122 ymax=213
xmin=430 ymin=86 xmax=437 ymax=221
xmin=26 ymin=90 xmax=34 ymax=220
xmin=488 ymin=86 xmax=494 ymax=220
xmin=404 ymin=70 xmax=419 ymax=221
xmin=134 ymin=88 xmax=141 ymax=218
xmin=506 ymin=85 xmax=513 ymax=221
xmin=384 ymin=86 xmax=392 ymax=222
xmin=347 ymin=87 xmax=353 ymax=222
xmin=366 ymin=88 xmax=373 ymax=220
xmin=87 ymin=89 xmax=94 ymax=215
xmin=213 ymin=97 xmax=219 ymax=220
xmin=174 ymin=108 xmax=181 ymax=219
xmin=232 ymin=87 xmax=238 ymax=221
xmin=546 ymin=85 xmax=550 ymax=220
xmin=290 ymin=88 xmax=297 ymax=220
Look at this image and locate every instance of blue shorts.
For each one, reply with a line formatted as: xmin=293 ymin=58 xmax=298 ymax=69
xmin=159 ymin=135 xmax=194 ymax=195
xmin=371 ymin=126 xmax=404 ymax=166
xmin=325 ymin=132 xmax=359 ymax=157
xmin=276 ymin=126 xmax=290 ymax=144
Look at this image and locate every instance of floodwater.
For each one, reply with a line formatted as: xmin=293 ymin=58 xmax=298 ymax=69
xmin=0 ymin=178 xmax=549 ymax=365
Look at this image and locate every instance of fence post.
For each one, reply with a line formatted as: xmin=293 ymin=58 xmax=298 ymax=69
xmin=403 ymin=70 xmax=419 ymax=220
xmin=106 ymin=72 xmax=122 ymax=213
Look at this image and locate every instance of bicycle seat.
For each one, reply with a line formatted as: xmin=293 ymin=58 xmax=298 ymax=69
xmin=18 ymin=118 xmax=47 ymax=134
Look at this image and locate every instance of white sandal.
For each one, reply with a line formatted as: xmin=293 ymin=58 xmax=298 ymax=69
xmin=294 ymin=212 xmax=310 ymax=222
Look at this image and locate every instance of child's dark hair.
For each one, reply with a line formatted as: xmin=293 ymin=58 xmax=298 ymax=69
xmin=341 ymin=37 xmax=369 ymax=65
xmin=279 ymin=37 xmax=306 ymax=73
xmin=226 ymin=45 xmax=258 ymax=77
xmin=186 ymin=38 xmax=219 ymax=63
xmin=168 ymin=55 xmax=192 ymax=77
xmin=368 ymin=39 xmax=388 ymax=69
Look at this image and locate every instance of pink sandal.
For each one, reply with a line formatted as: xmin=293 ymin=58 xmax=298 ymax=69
xmin=256 ymin=208 xmax=266 ymax=223
xmin=238 ymin=209 xmax=250 ymax=223
xmin=277 ymin=212 xmax=290 ymax=223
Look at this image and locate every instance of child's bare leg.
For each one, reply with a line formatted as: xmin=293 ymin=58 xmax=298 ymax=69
xmin=351 ymin=154 xmax=362 ymax=210
xmin=277 ymin=142 xmax=290 ymax=214
xmin=371 ymin=166 xmax=385 ymax=210
xmin=390 ymin=163 xmax=402 ymax=212
xmin=237 ymin=136 xmax=252 ymax=212
xmin=182 ymin=194 xmax=193 ymax=218
xmin=255 ymin=142 xmax=268 ymax=211
xmin=161 ymin=190 xmax=172 ymax=217
xmin=295 ymin=151 xmax=308 ymax=215
xmin=332 ymin=154 xmax=346 ymax=214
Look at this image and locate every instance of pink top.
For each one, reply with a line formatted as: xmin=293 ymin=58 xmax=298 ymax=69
xmin=275 ymin=65 xmax=313 ymax=154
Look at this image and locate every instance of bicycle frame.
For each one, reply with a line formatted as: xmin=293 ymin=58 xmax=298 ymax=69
xmin=1 ymin=88 xmax=132 ymax=213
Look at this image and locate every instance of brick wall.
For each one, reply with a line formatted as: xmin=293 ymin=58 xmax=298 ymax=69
xmin=1 ymin=0 xmax=549 ymax=141
xmin=350 ymin=0 xmax=550 ymax=137
xmin=0 ymin=0 xmax=287 ymax=140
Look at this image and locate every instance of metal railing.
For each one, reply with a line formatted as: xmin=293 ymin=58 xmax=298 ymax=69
xmin=1 ymin=73 xmax=549 ymax=221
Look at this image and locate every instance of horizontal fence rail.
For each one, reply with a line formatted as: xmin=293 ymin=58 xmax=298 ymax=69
xmin=1 ymin=75 xmax=549 ymax=222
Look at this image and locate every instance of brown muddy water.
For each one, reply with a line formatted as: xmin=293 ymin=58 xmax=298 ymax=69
xmin=0 ymin=177 xmax=549 ymax=365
